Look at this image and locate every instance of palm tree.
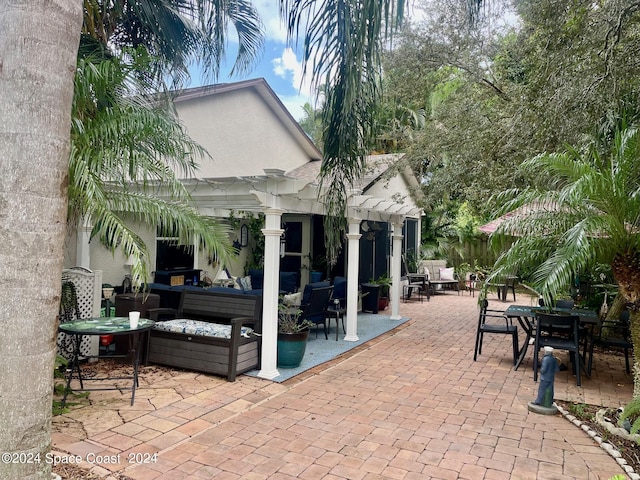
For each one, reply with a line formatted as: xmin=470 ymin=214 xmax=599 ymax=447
xmin=82 ymin=0 xmax=264 ymax=88
xmin=70 ymin=49 xmax=236 ymax=286
xmin=486 ymin=124 xmax=640 ymax=397
xmin=279 ymin=0 xmax=485 ymax=262
xmin=0 ymin=3 xmax=83 ymax=479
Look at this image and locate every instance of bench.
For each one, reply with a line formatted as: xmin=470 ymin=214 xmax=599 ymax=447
xmin=418 ymin=260 xmax=460 ymax=294
xmin=146 ymin=290 xmax=262 ymax=381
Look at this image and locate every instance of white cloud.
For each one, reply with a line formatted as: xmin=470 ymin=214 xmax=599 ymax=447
xmin=252 ymin=0 xmax=288 ymax=43
xmin=272 ymin=47 xmax=314 ymax=98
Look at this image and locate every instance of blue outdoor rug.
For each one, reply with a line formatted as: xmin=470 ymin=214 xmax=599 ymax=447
xmin=245 ymin=313 xmax=410 ymax=382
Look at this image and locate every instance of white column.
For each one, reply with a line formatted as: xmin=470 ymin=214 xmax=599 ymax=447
xmin=345 ymin=219 xmax=361 ymax=341
xmin=257 ymin=208 xmax=283 ymax=380
xmin=76 ymin=216 xmax=92 ymax=268
xmin=390 ymin=218 xmax=404 ymax=320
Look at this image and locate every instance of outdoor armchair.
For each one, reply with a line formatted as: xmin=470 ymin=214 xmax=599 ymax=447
xmin=298 ymin=286 xmax=334 ymax=339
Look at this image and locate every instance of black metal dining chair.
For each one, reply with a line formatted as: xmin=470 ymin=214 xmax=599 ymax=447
xmin=588 ymin=310 xmax=632 ymax=375
xmin=474 ymin=299 xmax=519 ymax=365
xmin=534 ymin=312 xmax=587 ymax=386
xmin=403 ymin=274 xmax=429 ymax=302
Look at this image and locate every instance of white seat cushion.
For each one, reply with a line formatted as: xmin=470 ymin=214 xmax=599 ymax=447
xmin=154 ymin=319 xmax=254 ymax=339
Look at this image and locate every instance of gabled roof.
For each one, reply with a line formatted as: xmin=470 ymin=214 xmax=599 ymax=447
xmin=173 ymin=78 xmax=321 ymax=162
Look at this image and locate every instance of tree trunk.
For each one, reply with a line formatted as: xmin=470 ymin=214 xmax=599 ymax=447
xmin=605 ymin=292 xmax=626 ymax=321
xmin=613 ymin=251 xmax=640 ymax=399
xmin=0 ymin=2 xmax=82 ymax=478
xmin=629 ymin=311 xmax=640 ymax=399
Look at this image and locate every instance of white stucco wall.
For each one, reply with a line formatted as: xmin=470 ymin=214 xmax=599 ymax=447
xmin=174 ymin=88 xmax=311 ymax=179
xmin=87 ymin=222 xmax=156 ymax=287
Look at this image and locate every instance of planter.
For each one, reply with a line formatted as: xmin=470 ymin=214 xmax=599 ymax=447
xmin=378 ymin=297 xmax=389 ymax=311
xmin=361 ymin=283 xmax=380 ymax=314
xmin=277 ymin=330 xmax=310 ymax=368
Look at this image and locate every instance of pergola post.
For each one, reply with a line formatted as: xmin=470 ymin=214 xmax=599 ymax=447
xmin=345 ymin=218 xmax=361 ymax=341
xmin=390 ymin=217 xmax=404 ymax=320
xmin=257 ymin=207 xmax=283 ymax=380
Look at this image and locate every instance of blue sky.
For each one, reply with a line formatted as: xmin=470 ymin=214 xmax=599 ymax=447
xmin=187 ymin=1 xmax=314 ymax=122
xmin=184 ymin=2 xmax=519 ymax=122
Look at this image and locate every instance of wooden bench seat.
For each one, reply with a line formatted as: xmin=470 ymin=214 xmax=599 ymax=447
xmin=147 ymin=290 xmax=262 ymax=381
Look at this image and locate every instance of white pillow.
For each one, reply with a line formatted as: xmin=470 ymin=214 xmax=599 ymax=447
xmin=418 ymin=261 xmax=430 ymax=276
xmin=230 ymin=276 xmax=242 ymax=290
xmin=439 ymin=267 xmax=455 ymax=281
xmin=282 ymin=292 xmax=302 ymax=306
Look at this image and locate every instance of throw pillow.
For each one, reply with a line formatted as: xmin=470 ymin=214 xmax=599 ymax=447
xmin=439 ymin=267 xmax=455 ymax=281
xmin=239 ymin=275 xmax=252 ymax=291
xmin=231 ymin=276 xmax=242 ymax=290
xmin=282 ymin=292 xmax=302 ymax=306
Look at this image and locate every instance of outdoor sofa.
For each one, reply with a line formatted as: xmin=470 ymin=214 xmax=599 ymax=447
xmin=146 ymin=289 xmax=262 ymax=381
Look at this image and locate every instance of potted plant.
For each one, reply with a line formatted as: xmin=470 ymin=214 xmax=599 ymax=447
xmin=303 ymin=254 xmax=327 ymax=283
xmin=370 ymin=274 xmax=392 ymax=311
xmin=277 ymin=304 xmax=315 ymax=368
xmin=455 ymin=262 xmax=473 ymax=291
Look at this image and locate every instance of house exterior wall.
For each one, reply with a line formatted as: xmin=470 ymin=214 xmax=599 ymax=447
xmin=174 ymin=88 xmax=311 ymax=179
xmin=85 ymin=223 xmax=156 ymax=287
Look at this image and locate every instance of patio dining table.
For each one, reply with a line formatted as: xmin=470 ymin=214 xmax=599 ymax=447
xmin=504 ymin=305 xmax=599 ymax=370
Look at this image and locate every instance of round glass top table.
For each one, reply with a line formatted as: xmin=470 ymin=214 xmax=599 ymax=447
xmin=58 ymin=317 xmax=155 ymax=406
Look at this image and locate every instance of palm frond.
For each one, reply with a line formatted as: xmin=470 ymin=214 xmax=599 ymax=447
xmin=70 ymin=51 xmax=234 ymax=287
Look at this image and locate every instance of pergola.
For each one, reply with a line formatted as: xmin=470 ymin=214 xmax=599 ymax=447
xmin=182 ymin=157 xmax=423 ymax=379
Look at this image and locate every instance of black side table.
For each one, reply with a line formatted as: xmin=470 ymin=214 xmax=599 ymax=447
xmin=325 ymin=306 xmax=346 ymax=340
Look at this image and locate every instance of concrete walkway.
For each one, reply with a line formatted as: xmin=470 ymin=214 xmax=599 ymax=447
xmin=52 ymin=292 xmax=634 ymax=479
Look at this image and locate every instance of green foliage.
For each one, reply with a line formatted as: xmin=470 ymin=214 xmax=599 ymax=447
xmin=380 ymin=0 xmax=640 ymax=222
xmin=70 ymin=50 xmax=235 ymax=286
xmin=298 ymin=102 xmax=324 ymax=150
xmin=487 ymin=124 xmax=640 ymax=306
xmin=81 ymin=0 xmax=264 ymax=88
xmin=228 ymin=211 xmax=265 ymax=273
xmin=567 ymin=402 xmax=594 ymax=422
xmin=281 ymin=0 xmax=407 ymax=265
xmin=620 ymin=398 xmax=640 ymax=439
xmin=278 ymin=303 xmax=314 ymax=333
xmin=370 ymin=274 xmax=392 ymax=297
xmin=52 ymin=356 xmax=90 ymax=416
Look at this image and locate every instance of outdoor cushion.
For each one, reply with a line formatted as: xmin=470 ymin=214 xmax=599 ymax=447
xmin=439 ymin=267 xmax=455 ymax=281
xmin=332 ymin=276 xmax=347 ymax=300
xmin=153 ymin=319 xmax=254 ymax=339
xmin=248 ymin=269 xmax=264 ymax=290
xmin=239 ymin=275 xmax=252 ymax=291
xmin=248 ymin=269 xmax=298 ymax=294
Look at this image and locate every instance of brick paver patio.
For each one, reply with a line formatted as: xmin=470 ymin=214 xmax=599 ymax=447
xmin=52 ymin=291 xmax=634 ymax=479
